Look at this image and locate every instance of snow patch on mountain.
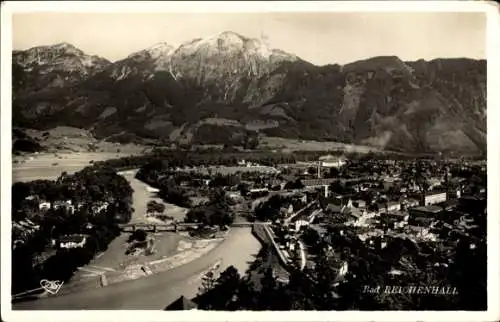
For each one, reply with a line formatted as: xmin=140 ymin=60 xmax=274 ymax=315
xmin=171 ymin=31 xmax=297 ymax=63
xmin=127 ymin=42 xmax=175 ymax=61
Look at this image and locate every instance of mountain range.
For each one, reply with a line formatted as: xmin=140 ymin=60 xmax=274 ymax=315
xmin=12 ymin=31 xmax=487 ymax=154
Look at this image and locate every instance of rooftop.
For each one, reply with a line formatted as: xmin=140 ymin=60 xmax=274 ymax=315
xmin=426 ymin=190 xmax=447 ymax=196
xmin=59 ymin=234 xmax=87 ymax=243
xmin=381 ymin=211 xmax=408 ymax=218
xmin=164 ymin=295 xmax=198 ymax=310
xmin=319 ymin=154 xmax=346 ymax=161
xmin=405 ymin=198 xmax=420 ymax=204
xmin=309 ymin=224 xmax=328 ymax=236
xmin=441 ymin=199 xmax=459 ymax=209
xmin=411 ymin=205 xmax=443 ymax=214
xmin=460 ymin=195 xmax=486 ymax=202
xmin=325 ymin=204 xmax=343 ymax=213
xmin=347 ymin=207 xmax=364 ymax=218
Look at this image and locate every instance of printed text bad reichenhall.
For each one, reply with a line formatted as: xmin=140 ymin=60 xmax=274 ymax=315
xmin=362 ymin=285 xmax=459 ymax=295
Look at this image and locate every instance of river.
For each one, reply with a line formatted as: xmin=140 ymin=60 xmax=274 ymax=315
xmin=12 ymin=164 xmax=263 ymax=310
xmin=13 ymin=227 xmax=261 ymax=310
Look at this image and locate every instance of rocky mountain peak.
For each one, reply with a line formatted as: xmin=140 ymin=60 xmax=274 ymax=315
xmin=212 ymin=30 xmax=248 ymax=43
xmin=52 ymin=42 xmax=81 ymax=51
xmin=127 ymin=42 xmax=175 ymax=61
xmin=12 ymin=35 xmax=486 ymax=154
xmin=342 ymin=55 xmax=413 ymax=77
xmin=12 ymin=43 xmax=111 ymax=96
xmin=172 ymin=30 xmax=297 ymax=62
xmin=13 ymin=42 xmax=110 ymax=71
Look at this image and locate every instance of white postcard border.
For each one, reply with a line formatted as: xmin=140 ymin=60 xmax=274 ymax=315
xmin=1 ymin=1 xmax=499 ymax=322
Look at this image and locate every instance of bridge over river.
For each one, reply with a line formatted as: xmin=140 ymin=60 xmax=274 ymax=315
xmin=119 ymin=221 xmax=255 ymax=232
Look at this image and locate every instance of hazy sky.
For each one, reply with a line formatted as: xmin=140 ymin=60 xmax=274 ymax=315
xmin=12 ymin=12 xmax=485 ymax=65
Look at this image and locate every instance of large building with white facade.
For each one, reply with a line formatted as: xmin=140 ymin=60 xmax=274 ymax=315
xmin=424 ymin=192 xmax=447 ymax=206
xmin=318 ymin=154 xmax=347 ymax=168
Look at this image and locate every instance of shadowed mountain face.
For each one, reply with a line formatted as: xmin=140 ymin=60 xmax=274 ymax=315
xmin=12 ymin=32 xmax=486 ymax=154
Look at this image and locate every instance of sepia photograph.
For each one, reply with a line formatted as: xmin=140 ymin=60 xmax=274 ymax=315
xmin=1 ymin=1 xmax=499 ymax=321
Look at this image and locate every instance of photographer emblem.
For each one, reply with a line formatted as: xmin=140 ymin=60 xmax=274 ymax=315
xmin=40 ymin=279 xmax=64 ymax=295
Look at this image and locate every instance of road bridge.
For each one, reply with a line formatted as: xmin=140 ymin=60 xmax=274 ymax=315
xmin=119 ymin=222 xmax=200 ymax=233
xmin=119 ymin=221 xmax=256 ymax=232
xmin=231 ymin=222 xmax=254 ymax=227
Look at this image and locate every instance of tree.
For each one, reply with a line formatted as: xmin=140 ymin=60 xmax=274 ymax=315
xmin=255 ymin=267 xmax=283 ymax=309
xmin=185 ymin=189 xmax=234 ymax=227
xmin=128 ymin=229 xmax=147 ymax=243
xmin=448 ymin=237 xmax=487 ymax=310
xmin=284 ymin=179 xmax=304 ymax=190
xmin=302 ymin=227 xmax=320 ymax=249
xmin=237 ymin=183 xmax=250 ymax=197
xmin=158 ymin=184 xmax=190 ymax=208
xmin=147 ymin=201 xmax=156 ymax=213
xmin=12 ymin=182 xmax=30 ymax=210
xmin=210 ymin=266 xmax=241 ymax=310
xmin=147 ymin=200 xmax=166 ymax=214
xmin=155 ymin=202 xmax=166 ymax=213
xmin=13 ymin=138 xmax=42 ymax=153
xmin=414 ymin=161 xmax=430 ymax=193
xmin=244 ymin=136 xmax=259 ymax=150
xmin=327 ymin=167 xmax=339 ymax=178
xmin=367 ymin=203 xmax=379 ymax=213
xmin=199 ymin=270 xmax=216 ymax=297
xmin=329 ymin=180 xmax=345 ymax=194
xmin=254 ymin=195 xmax=284 ymax=222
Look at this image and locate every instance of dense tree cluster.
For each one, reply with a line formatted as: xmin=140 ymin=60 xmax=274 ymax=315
xmin=283 ymin=179 xmax=304 ymax=190
xmin=128 ymin=229 xmax=148 ymax=243
xmin=254 ymin=195 xmax=305 ymax=222
xmin=185 ymin=189 xmax=234 ymax=227
xmin=190 ymin=124 xmax=259 ymax=149
xmin=95 ymin=149 xmax=299 ymax=172
xmin=146 ymin=200 xmax=165 ymax=214
xmin=135 ymin=166 xmax=191 ymax=208
xmin=13 ymin=138 xmax=43 ymax=153
xmin=11 ymin=165 xmax=133 ymax=295
xmin=157 ymin=184 xmax=191 ymax=208
xmin=12 ymin=129 xmax=44 ymax=154
xmin=254 ymin=195 xmax=285 ymax=222
xmin=208 ymin=174 xmax=241 ymax=188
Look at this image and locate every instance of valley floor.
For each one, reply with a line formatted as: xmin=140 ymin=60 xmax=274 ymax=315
xmin=12 ymin=152 xmax=138 ymax=182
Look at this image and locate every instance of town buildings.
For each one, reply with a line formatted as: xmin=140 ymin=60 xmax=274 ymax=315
xmin=319 ymin=155 xmax=347 ymax=168
xmin=58 ymin=234 xmax=88 ymax=249
xmin=423 ymin=191 xmax=447 ymax=206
